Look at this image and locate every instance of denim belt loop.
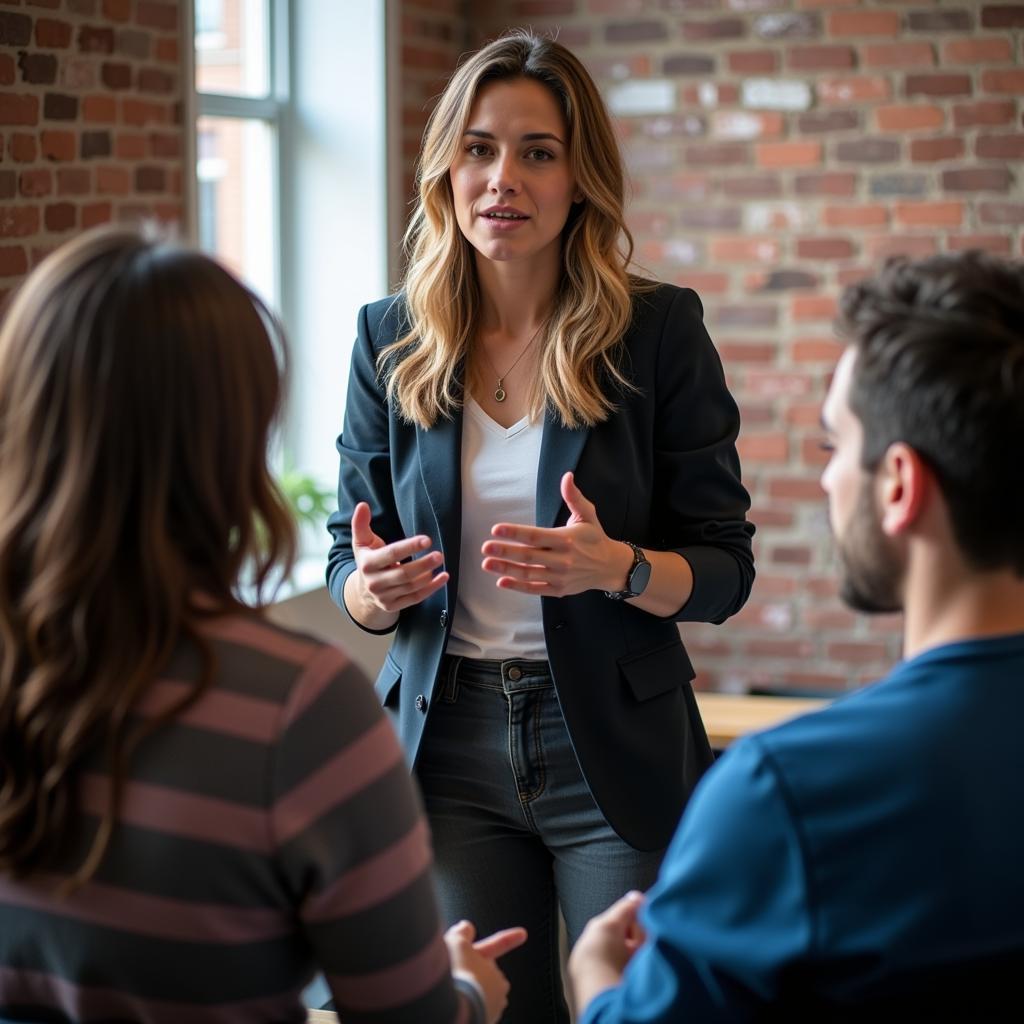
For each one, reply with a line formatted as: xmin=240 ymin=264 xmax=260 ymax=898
xmin=439 ymin=654 xmax=462 ymax=703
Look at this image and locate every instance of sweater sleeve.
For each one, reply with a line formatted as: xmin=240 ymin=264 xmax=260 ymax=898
xmin=270 ymin=644 xmax=481 ymax=1024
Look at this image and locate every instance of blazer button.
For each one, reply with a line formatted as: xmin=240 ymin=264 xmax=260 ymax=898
xmin=440 ymin=609 xmax=448 ymax=628
xmin=414 ymin=694 xmax=427 ymax=712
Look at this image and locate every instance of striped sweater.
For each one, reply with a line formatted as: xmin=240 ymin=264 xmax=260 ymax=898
xmin=0 ymin=613 xmax=480 ymax=1024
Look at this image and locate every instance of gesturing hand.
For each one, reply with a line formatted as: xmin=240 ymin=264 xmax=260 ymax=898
xmin=568 ymin=891 xmax=647 ymax=1013
xmin=480 ymin=472 xmax=632 ymax=597
xmin=350 ymin=501 xmax=448 ymax=614
xmin=445 ymin=920 xmax=528 ymax=1024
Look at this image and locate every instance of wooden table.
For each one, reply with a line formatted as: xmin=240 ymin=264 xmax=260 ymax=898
xmin=307 ymin=1011 xmax=338 ymax=1023
xmin=695 ymin=692 xmax=829 ymax=750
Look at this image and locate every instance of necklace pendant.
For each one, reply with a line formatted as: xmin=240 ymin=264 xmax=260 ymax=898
xmin=494 ymin=384 xmax=507 ymax=403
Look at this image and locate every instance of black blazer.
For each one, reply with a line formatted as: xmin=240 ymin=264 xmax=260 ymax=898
xmin=327 ymin=283 xmax=754 ymax=851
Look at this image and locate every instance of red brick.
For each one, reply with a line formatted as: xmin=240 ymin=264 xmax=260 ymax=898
xmin=96 ymin=165 xmax=130 ymax=194
xmin=0 ymin=53 xmax=14 ymax=86
xmin=943 ymin=37 xmax=1013 ymax=64
xmin=8 ymin=133 xmax=37 ymax=162
xmin=906 ymin=74 xmax=972 ymax=97
xmin=35 ymin=16 xmax=72 ymax=47
xmin=677 ymin=272 xmax=731 ymax=296
xmin=82 ymin=94 xmax=117 ymax=122
xmin=44 ymin=201 xmax=76 ymax=232
xmin=721 ymin=174 xmax=783 ymax=199
xmin=40 ymin=130 xmax=75 ymax=161
xmin=102 ymin=0 xmax=132 ymax=21
xmin=950 ymin=100 xmax=1015 ymax=127
xmin=136 ymin=1 xmax=178 ymax=30
xmin=756 ymin=141 xmax=821 ymax=168
xmin=121 ymin=98 xmax=169 ymax=126
xmin=796 ymin=237 xmax=854 ymax=259
xmin=716 ymin=304 xmax=778 ymax=329
xmin=683 ymin=17 xmax=745 ymax=41
xmin=823 ymin=204 xmax=888 ymax=227
xmin=981 ymin=70 xmax=1024 ymax=94
xmin=947 ymin=234 xmax=1013 ymax=255
xmin=737 ymin=434 xmax=789 ymax=462
xmin=149 ymin=131 xmax=180 ymax=158
xmin=0 ymin=94 xmax=40 ymax=126
xmin=978 ymin=202 xmax=1024 ymax=226
xmin=717 ymin=341 xmax=775 ymax=362
xmin=910 ymin=137 xmax=966 ymax=162
xmin=865 ymin=235 xmax=939 ymax=260
xmin=787 ymin=44 xmax=854 ymax=70
xmin=862 ymin=42 xmax=934 ymax=69
xmin=978 ymin=134 xmax=1024 ymax=159
xmin=0 ymin=205 xmax=41 ymax=237
xmin=57 ymin=167 xmax=90 ymax=195
xmin=981 ymin=5 xmax=1024 ymax=28
xmin=101 ymin=61 xmax=131 ymax=89
xmin=745 ymin=370 xmax=815 ymax=399
xmin=747 ymin=269 xmax=818 ymax=291
xmin=794 ymin=171 xmax=857 ymax=197
xmin=827 ymin=10 xmax=900 ymax=36
xmin=81 ymin=201 xmax=112 ymax=228
xmin=895 ymin=201 xmax=964 ymax=227
xmin=154 ymin=36 xmax=178 ymax=63
xmin=135 ymin=165 xmax=166 ymax=192
xmin=798 ymin=110 xmax=860 ymax=134
xmin=512 ymin=0 xmax=576 ymax=14
xmin=786 ymin=403 xmax=825 ymax=428
xmin=802 ymin=607 xmax=858 ymax=631
xmin=78 ymin=25 xmax=114 ymax=53
xmin=817 ymin=76 xmax=890 ymax=104
xmin=684 ymin=142 xmax=749 ymax=167
xmin=710 ymin=237 xmax=782 ymax=262
xmin=793 ymin=337 xmax=844 ymax=363
xmin=727 ymin=49 xmax=777 ymax=74
xmin=875 ymin=104 xmax=944 ymax=133
xmin=792 ymin=294 xmax=838 ymax=321
xmin=0 ymin=245 xmax=29 ymax=277
xmin=18 ymin=168 xmax=52 ymax=197
xmin=747 ymin=637 xmax=815 ymax=658
xmin=768 ymin=477 xmax=827 ymax=502
xmin=113 ymin=133 xmax=146 ymax=159
xmin=942 ymin=167 xmax=1013 ymax=191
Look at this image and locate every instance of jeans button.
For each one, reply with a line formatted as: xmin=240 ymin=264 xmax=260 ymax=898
xmin=507 ymin=666 xmax=522 ymax=681
xmin=414 ymin=694 xmax=427 ymax=712
xmin=440 ymin=609 xmax=448 ymax=628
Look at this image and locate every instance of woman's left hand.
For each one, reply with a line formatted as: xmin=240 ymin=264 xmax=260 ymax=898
xmin=481 ymin=472 xmax=632 ymax=597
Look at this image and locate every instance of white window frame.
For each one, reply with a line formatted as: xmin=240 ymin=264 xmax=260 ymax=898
xmin=185 ymin=1 xmax=394 ymax=584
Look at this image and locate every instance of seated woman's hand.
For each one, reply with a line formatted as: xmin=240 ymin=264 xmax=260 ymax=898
xmin=444 ymin=920 xmax=528 ymax=1024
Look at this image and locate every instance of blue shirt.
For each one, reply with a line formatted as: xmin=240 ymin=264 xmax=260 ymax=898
xmin=583 ymin=633 xmax=1024 ymax=1022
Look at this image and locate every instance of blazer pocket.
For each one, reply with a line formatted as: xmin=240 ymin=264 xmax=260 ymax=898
xmin=374 ymin=651 xmax=402 ymax=708
xmin=618 ymin=641 xmax=695 ymax=702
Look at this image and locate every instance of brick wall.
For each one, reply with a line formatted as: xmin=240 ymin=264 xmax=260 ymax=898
xmin=405 ymin=0 xmax=1024 ymax=694
xmin=0 ymin=0 xmax=184 ymax=308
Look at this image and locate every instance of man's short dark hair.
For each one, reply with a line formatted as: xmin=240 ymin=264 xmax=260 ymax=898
xmin=837 ymin=250 xmax=1024 ymax=577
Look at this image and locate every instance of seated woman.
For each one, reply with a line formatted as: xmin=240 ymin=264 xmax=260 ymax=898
xmin=0 ymin=226 xmax=524 ymax=1024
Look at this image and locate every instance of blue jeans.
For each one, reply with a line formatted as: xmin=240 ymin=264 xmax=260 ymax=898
xmin=416 ymin=656 xmax=665 ymax=1023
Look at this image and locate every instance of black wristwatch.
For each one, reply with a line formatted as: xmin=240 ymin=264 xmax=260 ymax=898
xmin=604 ymin=541 xmax=652 ymax=600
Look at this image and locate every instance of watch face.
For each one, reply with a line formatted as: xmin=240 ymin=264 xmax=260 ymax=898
xmin=629 ymin=557 xmax=652 ymax=596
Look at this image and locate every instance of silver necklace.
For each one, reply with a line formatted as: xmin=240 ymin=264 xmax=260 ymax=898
xmin=479 ymin=320 xmax=546 ymax=403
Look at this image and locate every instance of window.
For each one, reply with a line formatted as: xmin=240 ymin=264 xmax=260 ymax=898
xmin=192 ymin=1 xmax=392 ymax=581
xmin=194 ymin=0 xmax=279 ymax=306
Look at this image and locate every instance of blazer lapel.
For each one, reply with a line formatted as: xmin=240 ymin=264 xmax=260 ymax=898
xmin=416 ymin=409 xmax=463 ymax=598
xmin=536 ymin=408 xmax=589 ymax=528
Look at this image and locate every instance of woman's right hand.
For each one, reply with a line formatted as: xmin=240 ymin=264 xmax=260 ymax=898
xmin=445 ymin=920 xmax=527 ymax=1024
xmin=343 ymin=502 xmax=448 ymax=630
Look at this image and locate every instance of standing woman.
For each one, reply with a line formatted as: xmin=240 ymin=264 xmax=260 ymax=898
xmin=327 ymin=31 xmax=754 ymax=1023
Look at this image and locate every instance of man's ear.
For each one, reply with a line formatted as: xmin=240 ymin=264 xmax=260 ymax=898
xmin=878 ymin=442 xmax=930 ymax=537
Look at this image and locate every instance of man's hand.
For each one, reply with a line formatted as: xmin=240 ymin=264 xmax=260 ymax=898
xmin=568 ymin=891 xmax=647 ymax=1015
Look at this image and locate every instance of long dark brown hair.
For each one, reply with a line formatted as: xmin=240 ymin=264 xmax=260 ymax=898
xmin=0 ymin=226 xmax=296 ymax=885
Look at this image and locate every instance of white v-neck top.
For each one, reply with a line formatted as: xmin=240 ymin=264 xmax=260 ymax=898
xmin=446 ymin=396 xmax=548 ymax=661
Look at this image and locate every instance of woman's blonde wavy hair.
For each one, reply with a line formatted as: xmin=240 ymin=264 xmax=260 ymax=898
xmin=0 ymin=226 xmax=295 ymax=887
xmin=386 ymin=29 xmax=650 ymax=429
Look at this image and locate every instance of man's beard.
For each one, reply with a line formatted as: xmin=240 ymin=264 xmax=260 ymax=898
xmin=835 ymin=478 xmax=905 ymax=614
